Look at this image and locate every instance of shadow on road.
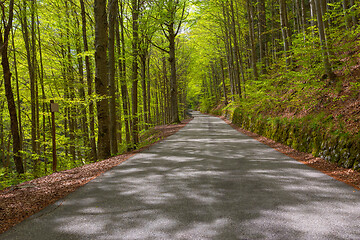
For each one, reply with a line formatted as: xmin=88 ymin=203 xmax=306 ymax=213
xmin=1 ymin=112 xmax=359 ymax=240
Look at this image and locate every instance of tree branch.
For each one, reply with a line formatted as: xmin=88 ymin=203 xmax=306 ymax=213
xmin=175 ymin=2 xmax=187 ymax=37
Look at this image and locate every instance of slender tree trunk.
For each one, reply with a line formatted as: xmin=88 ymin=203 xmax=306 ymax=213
xmin=32 ymin=0 xmax=40 ymax=173
xmin=258 ymin=0 xmax=267 ymax=74
xmin=11 ymin=28 xmax=24 ymax=171
xmin=0 ymin=0 xmax=24 ymax=174
xmin=220 ymin=58 xmax=228 ymax=105
xmin=229 ymin=0 xmax=242 ymax=99
xmin=279 ymin=0 xmax=291 ymax=66
xmin=246 ymin=0 xmax=259 ymax=80
xmin=131 ymin=0 xmax=140 ymax=146
xmin=80 ymin=0 xmax=97 ymax=161
xmin=301 ymin=0 xmax=307 ymax=41
xmin=108 ymin=0 xmax=118 ymax=154
xmin=117 ymin=0 xmax=131 ymax=148
xmin=0 ymin=101 xmax=5 ymax=169
xmin=314 ymin=0 xmax=335 ymax=81
xmin=221 ymin=3 xmax=235 ymax=101
xmin=146 ymin=55 xmax=151 ymax=125
xmin=140 ymin=51 xmax=149 ymax=130
xmin=21 ymin=0 xmax=38 ymax=171
xmin=95 ymin=0 xmax=111 ymax=159
xmin=168 ymin=25 xmax=180 ymax=123
xmin=37 ymin=8 xmax=47 ymax=172
xmin=65 ymin=0 xmax=76 ymax=164
xmin=73 ymin=8 xmax=88 ymax=161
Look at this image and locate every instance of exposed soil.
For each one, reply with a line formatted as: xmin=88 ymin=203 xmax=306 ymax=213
xmin=0 ymin=118 xmax=192 ymax=234
xmin=220 ymin=116 xmax=360 ymax=191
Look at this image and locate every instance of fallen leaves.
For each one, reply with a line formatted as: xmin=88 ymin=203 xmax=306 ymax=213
xmin=0 ymin=118 xmax=192 ymax=234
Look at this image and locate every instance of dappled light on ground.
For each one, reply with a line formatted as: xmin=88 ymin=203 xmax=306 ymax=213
xmin=1 ymin=112 xmax=359 ymax=240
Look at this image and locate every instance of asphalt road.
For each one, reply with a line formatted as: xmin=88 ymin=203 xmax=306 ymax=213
xmin=1 ymin=112 xmax=359 ymax=240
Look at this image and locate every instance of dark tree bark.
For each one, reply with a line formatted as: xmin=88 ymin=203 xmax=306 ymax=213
xmin=246 ymin=0 xmax=259 ymax=80
xmin=167 ymin=22 xmax=180 ymax=124
xmin=258 ymin=0 xmax=267 ymax=73
xmin=314 ymin=0 xmax=336 ymax=81
xmin=140 ymin=46 xmax=149 ymax=130
xmin=108 ymin=0 xmax=118 ymax=154
xmin=229 ymin=0 xmax=242 ymax=99
xmin=117 ymin=0 xmax=131 ymax=148
xmin=20 ymin=0 xmax=39 ymax=171
xmin=94 ymin=0 xmax=111 ymax=159
xmin=279 ymin=0 xmax=291 ymax=66
xmin=131 ymin=0 xmax=140 ymax=146
xmin=0 ymin=0 xmax=24 ymax=174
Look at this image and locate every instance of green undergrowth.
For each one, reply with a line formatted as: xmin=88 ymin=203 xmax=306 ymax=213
xmin=0 ymin=126 xmax=169 ymax=191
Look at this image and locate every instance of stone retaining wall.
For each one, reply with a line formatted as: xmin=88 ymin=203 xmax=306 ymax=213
xmin=216 ymin=107 xmax=360 ymax=171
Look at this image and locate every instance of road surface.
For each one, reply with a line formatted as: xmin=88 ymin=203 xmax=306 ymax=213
xmin=1 ymin=112 xmax=359 ymax=239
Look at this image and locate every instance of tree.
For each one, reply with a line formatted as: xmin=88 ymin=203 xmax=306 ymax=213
xmin=94 ymin=0 xmax=111 ymax=159
xmin=131 ymin=0 xmax=140 ymax=146
xmin=117 ymin=0 xmax=131 ymax=148
xmin=108 ymin=0 xmax=118 ymax=154
xmin=153 ymin=0 xmax=188 ymax=124
xmin=80 ymin=0 xmax=97 ymax=161
xmin=279 ymin=0 xmax=291 ymax=66
xmin=314 ymin=0 xmax=335 ymax=80
xmin=0 ymin=0 xmax=24 ymax=174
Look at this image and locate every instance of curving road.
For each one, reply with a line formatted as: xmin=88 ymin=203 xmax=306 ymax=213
xmin=1 ymin=112 xmax=359 ymax=239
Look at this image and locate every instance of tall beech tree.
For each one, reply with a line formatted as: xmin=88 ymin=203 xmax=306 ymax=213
xmin=108 ymin=0 xmax=118 ymax=154
xmin=131 ymin=0 xmax=141 ymax=146
xmin=80 ymin=0 xmax=97 ymax=161
xmin=94 ymin=0 xmax=111 ymax=159
xmin=1 ymin=0 xmax=24 ymax=174
xmin=153 ymin=0 xmax=187 ymax=124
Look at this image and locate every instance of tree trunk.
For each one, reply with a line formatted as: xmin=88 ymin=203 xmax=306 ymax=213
xmin=229 ymin=0 xmax=242 ymax=99
xmin=94 ymin=0 xmax=111 ymax=159
xmin=146 ymin=55 xmax=151 ymax=125
xmin=0 ymin=0 xmax=24 ymax=174
xmin=220 ymin=58 xmax=228 ymax=105
xmin=108 ymin=0 xmax=118 ymax=154
xmin=246 ymin=0 xmax=259 ymax=80
xmin=279 ymin=0 xmax=291 ymax=66
xmin=131 ymin=0 xmax=140 ymax=146
xmin=140 ymin=50 xmax=149 ymax=130
xmin=258 ymin=0 xmax=267 ymax=74
xmin=314 ymin=0 xmax=335 ymax=81
xmin=80 ymin=0 xmax=97 ymax=161
xmin=11 ymin=28 xmax=24 ymax=172
xmin=168 ymin=25 xmax=180 ymax=124
xmin=117 ymin=0 xmax=131 ymax=148
xmin=21 ymin=0 xmax=38 ymax=171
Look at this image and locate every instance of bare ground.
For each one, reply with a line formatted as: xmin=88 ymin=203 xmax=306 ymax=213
xmin=0 ymin=118 xmax=192 ymax=234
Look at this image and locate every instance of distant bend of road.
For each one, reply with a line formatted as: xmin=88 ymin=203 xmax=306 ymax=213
xmin=1 ymin=111 xmax=359 ymax=240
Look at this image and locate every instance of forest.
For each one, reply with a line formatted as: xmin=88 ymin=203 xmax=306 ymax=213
xmin=0 ymin=0 xmax=359 ymax=189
